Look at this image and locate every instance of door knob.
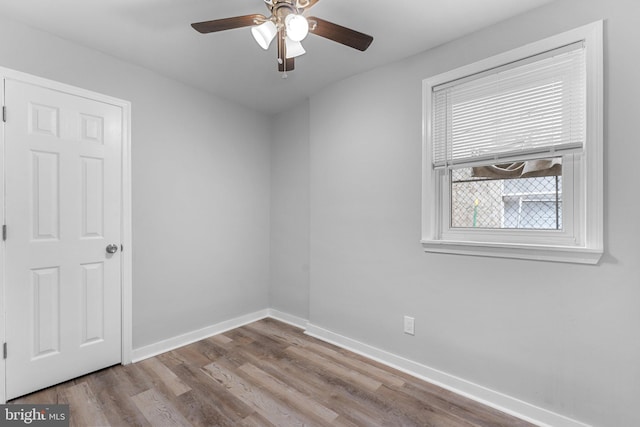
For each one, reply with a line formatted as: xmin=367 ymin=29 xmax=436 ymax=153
xmin=106 ymin=244 xmax=118 ymax=254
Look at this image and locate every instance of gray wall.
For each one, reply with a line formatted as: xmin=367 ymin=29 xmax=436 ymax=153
xmin=304 ymin=0 xmax=640 ymax=425
xmin=269 ymin=101 xmax=310 ymax=319
xmin=0 ymin=17 xmax=272 ymax=348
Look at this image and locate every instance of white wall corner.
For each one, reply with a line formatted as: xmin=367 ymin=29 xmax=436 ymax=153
xmin=267 ymin=308 xmax=309 ymax=329
xmin=131 ymin=309 xmax=270 ymax=363
xmin=131 ymin=308 xmax=308 ymax=364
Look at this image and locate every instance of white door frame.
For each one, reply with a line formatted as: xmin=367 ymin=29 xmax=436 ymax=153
xmin=0 ymin=67 xmax=133 ymax=403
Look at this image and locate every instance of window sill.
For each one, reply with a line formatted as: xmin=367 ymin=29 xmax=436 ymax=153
xmin=421 ymin=239 xmax=603 ymax=264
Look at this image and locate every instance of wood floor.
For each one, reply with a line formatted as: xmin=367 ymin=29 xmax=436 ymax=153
xmin=12 ymin=318 xmax=534 ymax=426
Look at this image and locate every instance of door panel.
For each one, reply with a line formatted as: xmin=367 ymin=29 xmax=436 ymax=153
xmin=5 ymin=79 xmax=123 ymax=400
xmin=80 ymin=262 xmax=105 ymax=345
xmin=81 ymin=157 xmax=104 ymax=238
xmin=32 ymin=151 xmax=60 ymax=240
xmin=31 ymin=267 xmax=60 ymax=358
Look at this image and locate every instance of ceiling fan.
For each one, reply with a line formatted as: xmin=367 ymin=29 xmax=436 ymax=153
xmin=191 ymin=0 xmax=373 ymax=76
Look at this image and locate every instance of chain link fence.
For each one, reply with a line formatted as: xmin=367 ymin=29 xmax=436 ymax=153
xmin=450 ymin=167 xmax=562 ymax=230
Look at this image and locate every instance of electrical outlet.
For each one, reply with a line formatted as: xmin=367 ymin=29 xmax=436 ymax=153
xmin=404 ymin=316 xmax=415 ymax=335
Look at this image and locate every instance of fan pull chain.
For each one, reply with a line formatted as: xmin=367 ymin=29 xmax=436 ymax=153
xmin=280 ymin=32 xmax=288 ymax=79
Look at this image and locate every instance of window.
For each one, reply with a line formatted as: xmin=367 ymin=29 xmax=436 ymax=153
xmin=421 ymin=22 xmax=603 ymax=264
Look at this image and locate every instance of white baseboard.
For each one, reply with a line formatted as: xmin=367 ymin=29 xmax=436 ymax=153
xmin=131 ymin=309 xmax=269 ymax=362
xmin=305 ymin=323 xmax=591 ymax=427
xmin=267 ymin=308 xmax=309 ymax=329
xmin=129 ymin=308 xmax=589 ymax=427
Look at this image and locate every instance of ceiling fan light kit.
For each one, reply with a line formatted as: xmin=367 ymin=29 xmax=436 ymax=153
xmin=285 ymin=37 xmax=306 ymax=58
xmin=284 ymin=13 xmax=309 ymax=42
xmin=191 ymin=0 xmax=373 ymax=75
xmin=251 ymin=20 xmax=278 ymax=50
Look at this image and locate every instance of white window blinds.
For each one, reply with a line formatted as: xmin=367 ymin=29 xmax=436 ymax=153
xmin=432 ymin=42 xmax=586 ymax=169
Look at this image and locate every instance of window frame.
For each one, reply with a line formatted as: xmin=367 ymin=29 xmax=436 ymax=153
xmin=421 ymin=21 xmax=603 ymax=264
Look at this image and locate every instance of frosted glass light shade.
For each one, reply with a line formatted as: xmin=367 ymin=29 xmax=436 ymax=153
xmin=285 ymin=37 xmax=306 ymax=58
xmin=251 ymin=21 xmax=277 ymax=50
xmin=285 ymin=14 xmax=308 ymax=42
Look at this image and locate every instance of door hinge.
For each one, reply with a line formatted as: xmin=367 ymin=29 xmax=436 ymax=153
xmin=2 ymin=224 xmax=6 ymax=241
xmin=2 ymin=106 xmax=6 ymax=122
xmin=3 ymin=343 xmax=6 ymax=359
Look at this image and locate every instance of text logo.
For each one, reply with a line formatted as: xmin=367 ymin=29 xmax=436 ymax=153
xmin=0 ymin=405 xmax=69 ymax=426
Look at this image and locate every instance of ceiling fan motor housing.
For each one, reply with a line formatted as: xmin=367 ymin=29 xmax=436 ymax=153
xmin=268 ymin=0 xmax=303 ymax=27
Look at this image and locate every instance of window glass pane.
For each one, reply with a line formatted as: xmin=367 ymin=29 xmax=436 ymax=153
xmin=450 ymin=158 xmax=562 ymax=230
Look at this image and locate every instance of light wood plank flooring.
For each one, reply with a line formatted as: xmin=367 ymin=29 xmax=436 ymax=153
xmin=12 ymin=318 xmax=535 ymax=426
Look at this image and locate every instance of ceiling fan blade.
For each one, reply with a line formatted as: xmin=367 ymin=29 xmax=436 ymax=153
xmin=308 ymin=17 xmax=373 ymax=51
xmin=191 ymin=14 xmax=267 ymax=34
xmin=277 ymin=29 xmax=295 ymax=71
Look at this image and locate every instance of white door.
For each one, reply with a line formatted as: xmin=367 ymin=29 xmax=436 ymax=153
xmin=4 ymin=79 xmax=123 ymax=400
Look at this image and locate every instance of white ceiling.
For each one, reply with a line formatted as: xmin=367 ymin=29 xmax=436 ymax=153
xmin=0 ymin=0 xmax=553 ymax=114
